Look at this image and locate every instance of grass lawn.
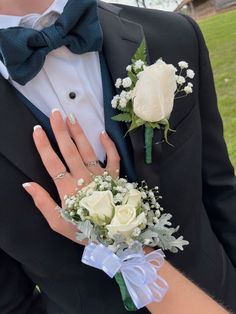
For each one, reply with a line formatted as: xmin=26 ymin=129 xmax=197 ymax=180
xmin=198 ymin=9 xmax=236 ymax=169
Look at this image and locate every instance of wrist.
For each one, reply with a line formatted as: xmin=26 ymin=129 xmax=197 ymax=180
xmin=143 ymin=246 xmax=154 ymax=254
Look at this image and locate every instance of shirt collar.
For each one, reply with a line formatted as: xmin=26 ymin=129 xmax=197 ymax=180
xmin=0 ymin=0 xmax=68 ymax=29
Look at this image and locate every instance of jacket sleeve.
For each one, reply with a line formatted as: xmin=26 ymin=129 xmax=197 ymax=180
xmin=0 ymin=249 xmax=45 ymax=314
xmin=184 ymin=15 xmax=236 ymax=267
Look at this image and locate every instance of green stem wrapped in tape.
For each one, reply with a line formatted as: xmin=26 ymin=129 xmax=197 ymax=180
xmin=115 ymin=272 xmax=137 ymax=311
xmin=145 ymin=125 xmax=154 ymax=164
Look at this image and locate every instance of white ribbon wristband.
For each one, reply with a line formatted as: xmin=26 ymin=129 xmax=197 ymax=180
xmin=81 ymin=243 xmax=169 ymax=309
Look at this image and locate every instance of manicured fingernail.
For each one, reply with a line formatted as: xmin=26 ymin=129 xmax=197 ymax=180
xmin=33 ymin=125 xmax=42 ymax=132
xmin=101 ymin=130 xmax=107 ymax=136
xmin=22 ymin=183 xmax=34 ymax=192
xmin=69 ymin=113 xmax=76 ymax=125
xmin=52 ymin=108 xmax=60 ymax=114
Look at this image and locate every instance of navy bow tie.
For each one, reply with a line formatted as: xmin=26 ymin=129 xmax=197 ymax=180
xmin=0 ymin=0 xmax=103 ymax=85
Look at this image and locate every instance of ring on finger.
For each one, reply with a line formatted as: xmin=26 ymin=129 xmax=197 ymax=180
xmin=84 ymin=160 xmax=99 ymax=168
xmin=53 ymin=170 xmax=67 ymax=181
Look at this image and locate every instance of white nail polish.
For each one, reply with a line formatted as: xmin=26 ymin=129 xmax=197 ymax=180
xmin=22 ymin=183 xmax=31 ymax=189
xmin=69 ymin=113 xmax=76 ymax=125
xmin=52 ymin=108 xmax=60 ymax=114
xmin=101 ymin=130 xmax=107 ymax=135
xmin=33 ymin=125 xmax=42 ymax=131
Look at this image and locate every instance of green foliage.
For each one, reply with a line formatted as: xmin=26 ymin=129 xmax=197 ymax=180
xmin=138 ymin=213 xmax=189 ymax=252
xmin=131 ymin=39 xmax=147 ymax=65
xmin=112 ymin=113 xmax=132 ymax=123
xmin=128 ymin=116 xmax=146 ymax=132
xmin=199 ymin=10 xmax=236 ymax=170
xmin=76 ymin=220 xmax=95 ymax=241
xmin=136 ymin=206 xmax=143 ymax=216
xmin=144 ymin=125 xmax=154 ymax=164
xmin=115 ymin=273 xmax=137 ymax=311
xmin=148 ymin=122 xmax=161 ymax=129
xmin=128 ymin=71 xmax=138 ymax=85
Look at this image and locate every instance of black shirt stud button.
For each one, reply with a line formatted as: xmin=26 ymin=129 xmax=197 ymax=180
xmin=69 ymin=91 xmax=76 ymax=100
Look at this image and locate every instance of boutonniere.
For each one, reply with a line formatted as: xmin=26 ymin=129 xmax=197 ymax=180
xmin=111 ymin=40 xmax=195 ymax=164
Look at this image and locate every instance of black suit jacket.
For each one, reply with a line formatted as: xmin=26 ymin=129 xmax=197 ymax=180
xmin=0 ymin=2 xmax=236 ymax=313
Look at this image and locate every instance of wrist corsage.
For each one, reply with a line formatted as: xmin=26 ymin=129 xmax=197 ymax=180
xmin=61 ymin=173 xmax=189 ymax=311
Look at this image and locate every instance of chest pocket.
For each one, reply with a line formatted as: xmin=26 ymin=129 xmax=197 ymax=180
xmin=156 ymin=99 xmax=199 ymax=163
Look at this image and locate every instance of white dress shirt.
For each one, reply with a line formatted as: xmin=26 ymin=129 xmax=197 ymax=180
xmin=0 ymin=0 xmax=106 ymax=161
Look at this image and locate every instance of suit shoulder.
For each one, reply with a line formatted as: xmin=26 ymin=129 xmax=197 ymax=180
xmin=116 ymin=4 xmax=200 ymax=45
xmin=114 ymin=5 xmax=203 ymax=64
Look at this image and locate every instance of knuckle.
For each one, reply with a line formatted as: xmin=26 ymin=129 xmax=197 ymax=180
xmin=64 ymin=144 xmax=77 ymax=157
xmin=74 ymin=128 xmax=83 ymax=138
xmin=113 ymin=154 xmax=120 ymax=163
xmin=49 ymin=219 xmax=60 ymax=232
xmin=34 ymin=195 xmax=45 ymax=209
xmin=51 ymin=118 xmax=64 ymax=132
xmin=44 ymin=151 xmax=60 ymax=168
xmin=83 ymin=147 xmax=95 ymax=158
xmin=46 ymin=156 xmax=57 ymax=168
xmin=108 ymin=141 xmax=116 ymax=149
xmin=36 ymin=135 xmax=46 ymax=146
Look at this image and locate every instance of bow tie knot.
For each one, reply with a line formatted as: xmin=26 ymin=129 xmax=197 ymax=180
xmin=41 ymin=26 xmax=64 ymax=51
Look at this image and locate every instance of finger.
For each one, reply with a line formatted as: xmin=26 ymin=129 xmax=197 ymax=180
xmin=33 ymin=125 xmax=76 ymax=197
xmin=100 ymin=131 xmax=120 ymax=178
xmin=22 ymin=182 xmax=80 ymax=244
xmin=50 ymin=109 xmax=90 ymax=180
xmin=66 ymin=114 xmax=103 ymax=175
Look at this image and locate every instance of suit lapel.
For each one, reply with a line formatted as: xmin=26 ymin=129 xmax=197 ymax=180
xmin=98 ymin=2 xmax=150 ymax=182
xmin=98 ymin=2 xmax=146 ymax=84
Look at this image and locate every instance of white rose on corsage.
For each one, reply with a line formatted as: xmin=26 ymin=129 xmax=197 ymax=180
xmin=123 ymin=189 xmax=142 ymax=207
xmin=133 ymin=60 xmax=177 ymax=122
xmin=111 ymin=40 xmax=195 ymax=164
xmin=80 ymin=191 xmax=114 ymax=223
xmin=106 ymin=204 xmax=146 ymax=238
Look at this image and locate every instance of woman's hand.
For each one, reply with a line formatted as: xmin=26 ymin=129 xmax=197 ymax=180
xmin=23 ymin=109 xmax=120 ymax=243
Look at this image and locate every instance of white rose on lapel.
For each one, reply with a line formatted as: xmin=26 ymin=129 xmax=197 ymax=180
xmin=133 ymin=60 xmax=177 ymax=122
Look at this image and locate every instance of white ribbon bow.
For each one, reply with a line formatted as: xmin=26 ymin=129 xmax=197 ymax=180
xmin=82 ymin=243 xmax=169 ymax=309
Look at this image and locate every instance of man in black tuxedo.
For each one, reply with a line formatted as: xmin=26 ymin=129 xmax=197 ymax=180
xmin=0 ymin=1 xmax=235 ymax=313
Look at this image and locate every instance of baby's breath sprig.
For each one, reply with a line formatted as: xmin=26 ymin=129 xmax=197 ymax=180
xmin=175 ymin=61 xmax=195 ymax=99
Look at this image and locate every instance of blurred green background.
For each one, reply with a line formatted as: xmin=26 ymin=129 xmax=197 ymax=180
xmin=199 ymin=9 xmax=236 ymax=169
